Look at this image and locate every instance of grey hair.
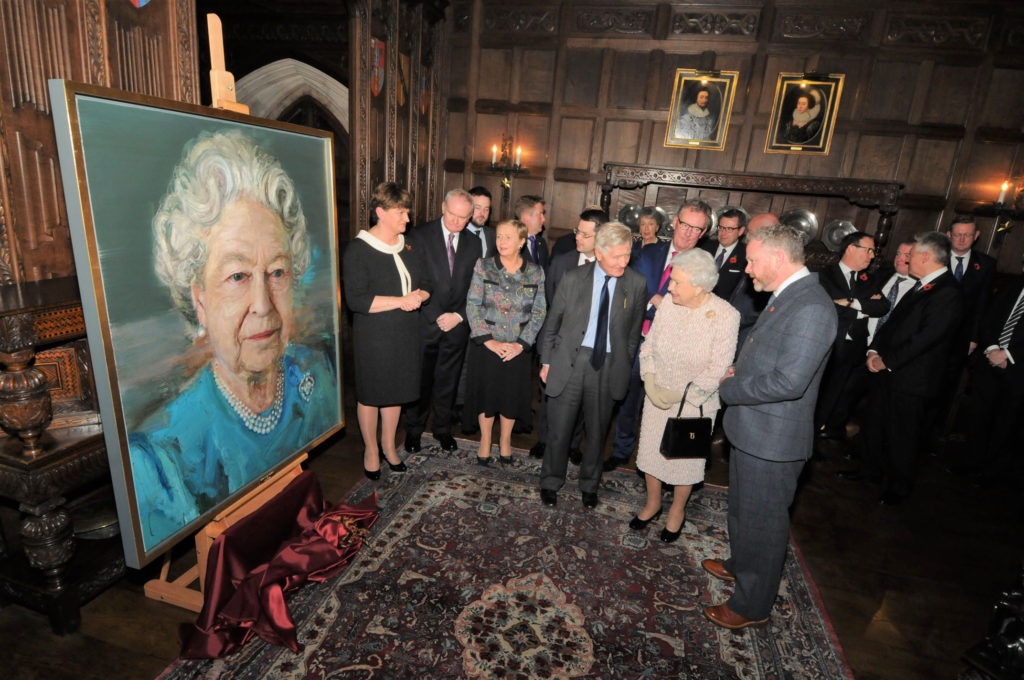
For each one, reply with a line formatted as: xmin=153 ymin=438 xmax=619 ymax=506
xmin=444 ymin=187 xmax=473 ymax=207
xmin=595 ymin=221 xmax=633 ymax=251
xmin=914 ymin=231 xmax=951 ymax=265
xmin=748 ymin=222 xmax=806 ymax=264
xmin=670 ymin=248 xmax=719 ymax=291
xmin=152 ymin=130 xmax=311 ymax=327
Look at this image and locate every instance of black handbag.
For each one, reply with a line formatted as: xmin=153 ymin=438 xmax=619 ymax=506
xmin=659 ymin=382 xmax=712 ymax=460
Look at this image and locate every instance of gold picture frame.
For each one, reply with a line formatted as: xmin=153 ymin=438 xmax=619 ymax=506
xmin=664 ymin=69 xmax=739 ymax=151
xmin=765 ymin=73 xmax=845 ymax=155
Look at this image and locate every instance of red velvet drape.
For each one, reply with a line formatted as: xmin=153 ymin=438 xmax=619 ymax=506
xmin=179 ymin=471 xmax=379 ymax=659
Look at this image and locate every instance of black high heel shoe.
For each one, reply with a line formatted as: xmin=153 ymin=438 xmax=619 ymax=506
xmin=381 ymin=452 xmax=407 ymax=472
xmin=628 ymin=508 xmax=663 ymax=531
xmin=364 ymin=467 xmax=381 ymax=481
xmin=660 ymin=518 xmax=686 ymax=543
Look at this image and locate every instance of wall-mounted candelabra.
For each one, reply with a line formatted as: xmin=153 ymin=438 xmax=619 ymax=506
xmin=490 ymin=135 xmax=527 ymax=204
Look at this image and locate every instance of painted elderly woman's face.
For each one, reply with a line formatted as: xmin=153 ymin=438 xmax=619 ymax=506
xmin=192 ymin=197 xmax=294 ymax=379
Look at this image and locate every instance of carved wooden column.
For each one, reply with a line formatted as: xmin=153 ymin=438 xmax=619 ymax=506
xmin=0 ymin=313 xmax=53 ymax=455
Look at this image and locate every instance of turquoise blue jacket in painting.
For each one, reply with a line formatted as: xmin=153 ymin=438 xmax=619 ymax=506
xmin=128 ymin=344 xmax=336 ymax=550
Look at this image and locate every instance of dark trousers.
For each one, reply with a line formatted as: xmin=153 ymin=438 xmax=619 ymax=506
xmin=541 ymin=348 xmax=615 ymax=494
xmin=405 ymin=323 xmax=469 ymax=438
xmin=610 ymin=350 xmax=643 ymax=460
xmin=815 ymin=338 xmax=864 ymax=431
xmin=724 ymin=447 xmax=805 ymax=620
xmin=860 ymin=373 xmax=928 ymax=497
xmin=965 ymin=361 xmax=1024 ymax=472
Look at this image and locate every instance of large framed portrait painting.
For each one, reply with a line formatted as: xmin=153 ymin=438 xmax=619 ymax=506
xmin=664 ymin=69 xmax=739 ymax=151
xmin=765 ymin=73 xmax=845 ymax=154
xmin=49 ymin=81 xmax=343 ymax=568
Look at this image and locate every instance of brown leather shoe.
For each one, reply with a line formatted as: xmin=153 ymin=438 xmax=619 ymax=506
xmin=703 ymin=603 xmax=768 ymax=630
xmin=701 ymin=558 xmax=736 ymax=582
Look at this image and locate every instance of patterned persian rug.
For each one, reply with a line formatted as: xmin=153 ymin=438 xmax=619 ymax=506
xmin=161 ymin=436 xmax=852 ymax=679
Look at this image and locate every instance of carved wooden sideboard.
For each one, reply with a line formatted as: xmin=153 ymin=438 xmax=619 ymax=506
xmin=600 ymin=163 xmax=904 ymax=249
xmin=0 ymin=278 xmax=123 ymax=634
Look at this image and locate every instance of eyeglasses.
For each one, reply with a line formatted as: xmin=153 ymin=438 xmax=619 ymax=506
xmin=674 ymin=218 xmax=706 ymax=234
xmin=717 ymin=225 xmax=742 ymax=233
xmin=849 ymin=243 xmax=877 ymax=253
xmin=573 ymin=229 xmax=595 ymax=239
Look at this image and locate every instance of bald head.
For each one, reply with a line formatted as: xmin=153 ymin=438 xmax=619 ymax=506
xmin=747 ymin=213 xmax=780 ymax=235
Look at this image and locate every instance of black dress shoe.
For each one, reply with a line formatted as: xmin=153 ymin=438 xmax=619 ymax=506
xmin=405 ymin=436 xmax=422 ymax=453
xmin=529 ymin=442 xmax=546 ymax=459
xmin=628 ymin=508 xmax=662 ymax=530
xmin=581 ymin=492 xmax=598 ymax=508
xmin=568 ymin=448 xmax=583 ymax=466
xmin=437 ymin=434 xmax=458 ymax=452
xmin=363 ymin=468 xmax=381 ymax=481
xmin=499 ymin=455 xmax=513 ymax=465
xmin=540 ymin=489 xmax=557 ymax=506
xmin=603 ymin=457 xmax=626 ymax=472
xmin=476 ymin=456 xmax=491 ymax=466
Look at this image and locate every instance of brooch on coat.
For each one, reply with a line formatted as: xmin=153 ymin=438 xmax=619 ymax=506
xmin=706 ymin=309 xmax=716 ymax=319
xmin=299 ymin=373 xmax=316 ymax=402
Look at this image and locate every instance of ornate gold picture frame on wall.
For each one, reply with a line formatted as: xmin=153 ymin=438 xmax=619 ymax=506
xmin=664 ymin=69 xmax=739 ymax=151
xmin=765 ymin=73 xmax=845 ymax=155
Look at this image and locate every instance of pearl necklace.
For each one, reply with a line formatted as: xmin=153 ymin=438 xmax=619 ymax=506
xmin=213 ymin=362 xmax=285 ymax=435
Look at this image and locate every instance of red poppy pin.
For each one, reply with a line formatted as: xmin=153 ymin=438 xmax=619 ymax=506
xmin=973 ymin=262 xmax=981 ymax=270
xmin=922 ymin=283 xmax=934 ymax=291
xmin=859 ymin=273 xmax=868 ymax=281
xmin=729 ymin=256 xmax=737 ymax=264
xmin=769 ymin=305 xmax=776 ymax=312
xmin=406 ymin=244 xmax=413 ymax=251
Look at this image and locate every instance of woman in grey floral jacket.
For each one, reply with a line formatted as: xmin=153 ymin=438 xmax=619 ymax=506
xmin=463 ymin=219 xmax=546 ymax=464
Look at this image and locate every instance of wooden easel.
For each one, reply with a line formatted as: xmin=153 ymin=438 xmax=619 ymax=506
xmin=143 ymin=15 xmax=285 ymax=612
xmin=143 ymin=454 xmax=307 ymax=612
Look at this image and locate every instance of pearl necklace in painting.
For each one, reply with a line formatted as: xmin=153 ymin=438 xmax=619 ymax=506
xmin=213 ymin=361 xmax=285 ymax=435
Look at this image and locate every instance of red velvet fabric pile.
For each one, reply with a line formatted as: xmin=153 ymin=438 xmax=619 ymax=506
xmin=179 ymin=471 xmax=379 ymax=659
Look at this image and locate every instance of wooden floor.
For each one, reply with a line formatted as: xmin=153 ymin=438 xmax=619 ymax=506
xmin=0 ymin=386 xmax=1018 ymax=679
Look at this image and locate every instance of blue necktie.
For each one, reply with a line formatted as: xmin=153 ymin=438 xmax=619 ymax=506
xmin=876 ymin=276 xmax=905 ymax=329
xmin=954 ymin=256 xmax=964 ymax=281
xmin=591 ymin=275 xmax=610 ymax=370
xmin=528 ymin=235 xmax=537 ymax=263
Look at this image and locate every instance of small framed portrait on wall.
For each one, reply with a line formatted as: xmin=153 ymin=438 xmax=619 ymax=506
xmin=765 ymin=73 xmax=845 ymax=155
xmin=664 ymin=69 xmax=739 ymax=151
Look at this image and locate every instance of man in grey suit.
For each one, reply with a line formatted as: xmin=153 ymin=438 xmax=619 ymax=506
xmin=539 ymin=222 xmax=647 ymax=508
xmin=702 ymin=223 xmax=837 ymax=629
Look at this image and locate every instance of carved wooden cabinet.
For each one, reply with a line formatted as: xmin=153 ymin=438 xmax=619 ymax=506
xmin=0 ymin=0 xmax=199 ymax=633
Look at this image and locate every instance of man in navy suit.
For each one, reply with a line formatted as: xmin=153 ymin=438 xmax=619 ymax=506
xmin=516 ymin=195 xmax=549 ymax=269
xmin=604 ymin=199 xmax=713 ymax=470
xmin=701 ymin=208 xmax=748 ymax=301
xmin=464 ymin=186 xmax=496 ymax=258
xmin=932 ymin=216 xmax=997 ymax=436
xmin=842 ymin=232 xmax=964 ymax=504
xmin=814 ymin=231 xmax=889 ymax=439
xmin=702 ymin=223 xmax=837 ymax=629
xmin=539 ymin=222 xmax=647 ymax=508
xmin=403 ymin=189 xmax=483 ymax=453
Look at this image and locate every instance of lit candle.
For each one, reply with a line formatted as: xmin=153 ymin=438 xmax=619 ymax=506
xmin=491 ymin=145 xmax=497 ymax=165
xmin=515 ymin=146 xmax=522 ymax=168
xmin=998 ymin=181 xmax=1010 ymax=204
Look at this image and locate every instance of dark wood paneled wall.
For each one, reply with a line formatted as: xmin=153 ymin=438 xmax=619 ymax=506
xmin=0 ymin=0 xmax=198 ymax=285
xmin=440 ymin=0 xmax=1024 ymax=271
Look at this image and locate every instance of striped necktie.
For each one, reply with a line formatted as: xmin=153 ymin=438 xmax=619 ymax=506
xmin=999 ymin=293 xmax=1024 ymax=348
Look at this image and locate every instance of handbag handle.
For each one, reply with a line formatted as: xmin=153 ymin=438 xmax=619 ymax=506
xmin=675 ymin=382 xmax=704 ymax=419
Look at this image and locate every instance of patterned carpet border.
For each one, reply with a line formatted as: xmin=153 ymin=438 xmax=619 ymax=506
xmin=161 ymin=436 xmax=853 ymax=679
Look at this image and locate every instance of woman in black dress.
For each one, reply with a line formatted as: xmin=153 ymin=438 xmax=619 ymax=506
xmin=463 ymin=219 xmax=546 ymax=464
xmin=343 ymin=183 xmax=431 ymax=479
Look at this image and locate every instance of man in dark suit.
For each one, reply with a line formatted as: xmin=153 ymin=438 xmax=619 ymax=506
xmin=605 ymin=199 xmax=713 ymax=470
xmin=701 ymin=208 xmax=748 ymax=301
xmin=702 ymin=223 xmax=837 ymax=630
xmin=464 ymin=186 xmax=496 ymax=258
xmin=933 ymin=216 xmax=997 ymax=434
xmin=539 ymin=222 xmax=647 ymax=508
xmin=727 ymin=212 xmax=777 ymax=348
xmin=516 ymin=195 xmax=549 ymax=269
xmin=531 ymin=208 xmax=608 ymax=461
xmin=814 ymin=231 xmax=889 ymax=439
xmin=403 ymin=188 xmax=483 ymax=453
xmin=842 ymin=232 xmax=964 ymax=505
xmin=957 ymin=272 xmax=1024 ymax=479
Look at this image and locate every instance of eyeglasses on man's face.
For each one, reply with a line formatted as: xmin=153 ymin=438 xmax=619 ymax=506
xmin=849 ymin=243 xmax=877 ymax=253
xmin=573 ymin=229 xmax=595 ymax=239
xmin=717 ymin=225 xmax=742 ymax=233
xmin=674 ymin=217 xmax=706 ymax=234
